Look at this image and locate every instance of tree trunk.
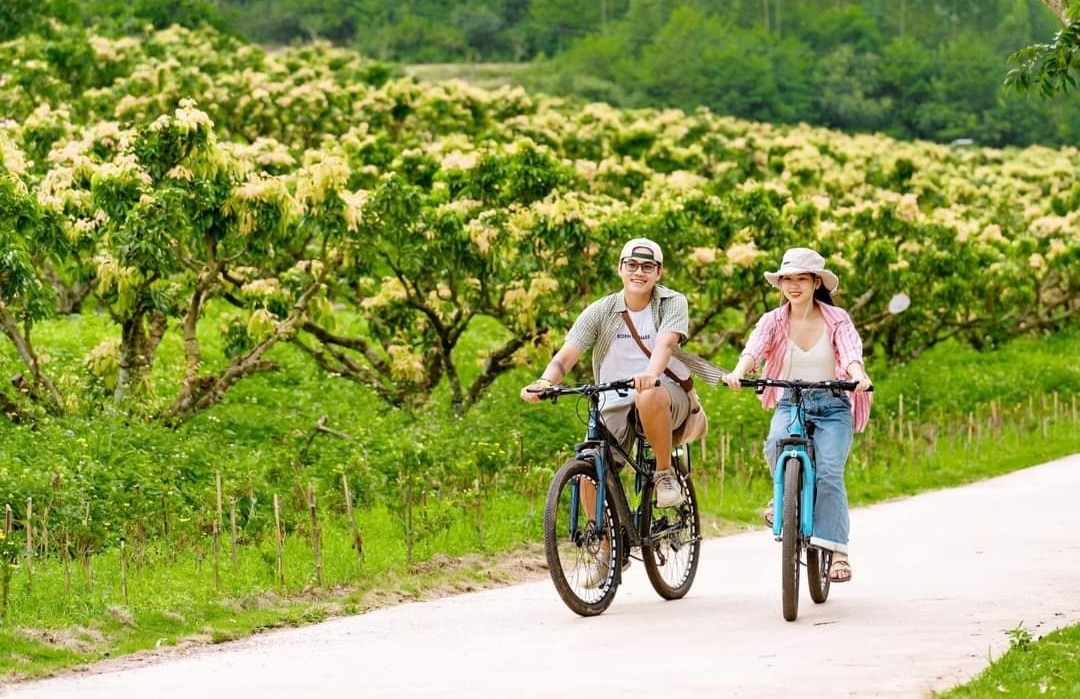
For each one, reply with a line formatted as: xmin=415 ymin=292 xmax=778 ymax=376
xmin=174 ymin=263 xmax=223 ymax=412
xmin=115 ymin=309 xmax=167 ymax=403
xmin=164 ymin=275 xmax=328 ymax=423
xmin=0 ymin=301 xmax=63 ymax=413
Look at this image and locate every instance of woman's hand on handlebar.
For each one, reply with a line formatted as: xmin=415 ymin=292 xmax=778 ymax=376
xmin=847 ymin=364 xmax=873 ymax=393
xmin=723 ymin=356 xmax=754 ymax=390
xmin=851 ymin=375 xmax=873 ymax=393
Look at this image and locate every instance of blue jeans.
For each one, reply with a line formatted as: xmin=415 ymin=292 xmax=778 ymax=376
xmin=764 ymin=389 xmax=853 ymax=554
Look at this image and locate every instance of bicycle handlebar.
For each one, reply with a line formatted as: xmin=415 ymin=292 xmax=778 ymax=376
xmin=527 ymin=378 xmax=659 ymax=401
xmin=737 ymin=377 xmax=872 ymax=393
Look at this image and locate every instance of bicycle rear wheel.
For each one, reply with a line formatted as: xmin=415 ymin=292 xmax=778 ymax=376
xmin=641 ymin=469 xmax=701 ymax=599
xmin=807 ymin=547 xmax=832 ymax=604
xmin=543 ymin=458 xmax=621 ymax=616
xmin=781 ymin=456 xmax=801 ymax=622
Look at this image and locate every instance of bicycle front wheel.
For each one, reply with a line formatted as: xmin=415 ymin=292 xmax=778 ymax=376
xmin=642 ymin=469 xmax=701 ymax=600
xmin=543 ymin=458 xmax=621 ymax=616
xmin=781 ymin=456 xmax=802 ymax=622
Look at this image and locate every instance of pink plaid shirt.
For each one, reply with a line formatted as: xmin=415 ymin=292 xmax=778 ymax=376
xmin=741 ymin=302 xmax=873 ymax=432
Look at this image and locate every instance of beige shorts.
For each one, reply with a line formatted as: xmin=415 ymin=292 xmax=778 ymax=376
xmin=600 ymin=382 xmax=691 ymax=457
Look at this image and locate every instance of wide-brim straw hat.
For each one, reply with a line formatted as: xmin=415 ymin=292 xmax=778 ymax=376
xmin=763 ymin=247 xmax=839 ymax=292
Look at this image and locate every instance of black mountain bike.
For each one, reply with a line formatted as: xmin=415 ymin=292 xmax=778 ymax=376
xmin=532 ymin=379 xmax=702 ymax=616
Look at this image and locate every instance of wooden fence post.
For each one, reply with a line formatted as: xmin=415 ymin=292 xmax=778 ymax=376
xmin=273 ymin=494 xmax=285 ymax=586
xmin=212 ymin=471 xmax=222 ymax=591
xmin=24 ymin=497 xmax=32 ymax=590
xmin=229 ymin=498 xmax=239 ymax=571
xmin=308 ymin=484 xmax=323 ymax=588
xmin=342 ymin=474 xmax=364 ymax=563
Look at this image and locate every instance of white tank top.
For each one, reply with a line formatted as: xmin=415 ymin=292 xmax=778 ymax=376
xmin=784 ymin=333 xmax=835 ymax=381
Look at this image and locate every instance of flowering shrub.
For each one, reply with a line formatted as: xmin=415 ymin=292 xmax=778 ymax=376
xmin=0 ymin=22 xmax=1075 ymax=423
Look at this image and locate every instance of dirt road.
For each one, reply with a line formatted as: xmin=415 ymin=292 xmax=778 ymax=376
xmin=4 ymin=453 xmax=1079 ymax=699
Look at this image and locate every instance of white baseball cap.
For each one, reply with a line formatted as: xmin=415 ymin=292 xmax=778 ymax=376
xmin=619 ymin=237 xmax=663 ymax=265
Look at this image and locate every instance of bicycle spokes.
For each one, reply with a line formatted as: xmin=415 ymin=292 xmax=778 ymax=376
xmin=544 ymin=460 xmax=621 ymax=616
xmin=642 ymin=475 xmax=701 ymax=600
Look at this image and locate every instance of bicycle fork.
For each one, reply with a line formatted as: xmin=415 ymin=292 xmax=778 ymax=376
xmin=568 ymin=448 xmax=637 ymax=580
xmin=772 ymin=444 xmax=816 ymax=540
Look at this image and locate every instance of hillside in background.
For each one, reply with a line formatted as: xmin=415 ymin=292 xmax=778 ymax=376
xmin=5 ymin=0 xmax=1079 ymax=147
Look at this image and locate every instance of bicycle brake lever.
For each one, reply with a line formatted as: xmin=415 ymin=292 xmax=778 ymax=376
xmin=526 ymin=387 xmax=559 ymax=402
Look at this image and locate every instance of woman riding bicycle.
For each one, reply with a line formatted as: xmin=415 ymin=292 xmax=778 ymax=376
xmin=723 ymin=248 xmax=872 ymax=583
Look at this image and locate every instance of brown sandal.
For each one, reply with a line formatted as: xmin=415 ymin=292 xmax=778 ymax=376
xmin=829 ymin=558 xmax=852 ymax=583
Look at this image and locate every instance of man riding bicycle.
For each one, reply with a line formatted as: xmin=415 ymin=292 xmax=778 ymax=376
xmin=521 ymin=238 xmax=721 ymax=508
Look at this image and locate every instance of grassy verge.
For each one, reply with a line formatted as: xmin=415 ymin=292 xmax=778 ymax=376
xmin=934 ymin=624 xmax=1080 ymax=698
xmin=0 ymin=331 xmax=1077 ymax=687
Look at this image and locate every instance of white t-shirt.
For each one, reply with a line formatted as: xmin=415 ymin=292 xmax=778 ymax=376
xmin=599 ymin=306 xmax=691 ymax=407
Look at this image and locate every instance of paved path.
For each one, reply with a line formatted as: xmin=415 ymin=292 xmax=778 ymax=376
xmin=4 ymin=454 xmax=1079 ymax=699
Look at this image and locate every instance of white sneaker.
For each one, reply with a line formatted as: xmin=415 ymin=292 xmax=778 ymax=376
xmin=582 ymin=547 xmax=630 ymax=589
xmin=583 ymin=548 xmax=611 ymax=589
xmin=653 ymin=469 xmax=685 ymax=508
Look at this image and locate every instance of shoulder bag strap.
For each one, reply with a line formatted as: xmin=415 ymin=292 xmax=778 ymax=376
xmin=621 ymin=310 xmax=693 ymax=392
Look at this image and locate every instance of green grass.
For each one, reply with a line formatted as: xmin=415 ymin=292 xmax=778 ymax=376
xmin=934 ymin=624 xmax=1080 ymax=698
xmin=0 ymin=326 xmax=1077 ymax=688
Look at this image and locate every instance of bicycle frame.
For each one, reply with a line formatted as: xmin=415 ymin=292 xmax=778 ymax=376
xmin=740 ymin=378 xmax=860 ymax=542
xmin=546 ymin=380 xmax=690 ymax=549
xmin=575 ymin=408 xmax=645 ymax=545
xmin=738 ymin=377 xmax=865 ymax=621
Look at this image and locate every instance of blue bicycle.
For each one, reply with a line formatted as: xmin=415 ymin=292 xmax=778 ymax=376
xmin=740 ymin=377 xmax=865 ymax=622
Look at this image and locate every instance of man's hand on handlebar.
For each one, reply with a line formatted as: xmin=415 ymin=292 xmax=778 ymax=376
xmin=520 ymin=377 xmax=660 ymax=403
xmin=632 ymin=373 xmax=661 ymax=392
xmin=520 ymin=378 xmax=552 ymax=403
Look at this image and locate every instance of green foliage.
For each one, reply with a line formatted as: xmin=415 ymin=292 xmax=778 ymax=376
xmin=0 ymin=23 xmax=1077 ymax=430
xmin=81 ymin=0 xmax=231 ymax=35
xmin=1009 ymin=623 xmax=1035 ymax=651
xmin=0 ymin=0 xmax=81 ymax=41
xmin=1006 ymin=18 xmax=1080 ymax=97
xmin=937 ymin=624 xmax=1080 ymax=698
xmin=21 ymin=0 xmax=1076 ymax=147
xmin=533 ymin=1 xmax=1078 ymax=148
